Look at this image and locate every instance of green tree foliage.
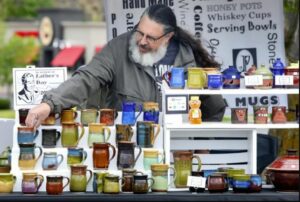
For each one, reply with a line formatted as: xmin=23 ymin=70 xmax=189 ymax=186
xmin=0 ymin=35 xmax=39 ymax=86
xmin=1 ymin=0 xmax=53 ymax=20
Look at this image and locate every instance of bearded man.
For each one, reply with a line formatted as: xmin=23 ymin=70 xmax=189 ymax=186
xmin=26 ymin=4 xmax=226 ymax=128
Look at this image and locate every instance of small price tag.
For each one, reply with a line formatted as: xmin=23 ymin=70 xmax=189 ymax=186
xmin=275 ymin=75 xmax=294 ymax=85
xmin=187 ymin=176 xmax=206 ymax=188
xmin=244 ymin=75 xmax=263 ymax=86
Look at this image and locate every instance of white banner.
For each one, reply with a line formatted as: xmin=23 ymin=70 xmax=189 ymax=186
xmin=13 ymin=66 xmax=67 ymax=110
xmin=104 ymin=0 xmax=285 ymax=71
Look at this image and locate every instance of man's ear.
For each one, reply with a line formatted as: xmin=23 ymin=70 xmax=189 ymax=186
xmin=165 ymin=32 xmax=174 ymax=44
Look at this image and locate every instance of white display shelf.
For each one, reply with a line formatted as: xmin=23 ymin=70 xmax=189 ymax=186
xmin=165 ymin=122 xmax=299 ymax=129
xmin=162 ymin=81 xmax=299 ymax=95
xmin=161 ymin=80 xmax=298 ymax=190
xmin=11 ymin=111 xmax=164 ymax=192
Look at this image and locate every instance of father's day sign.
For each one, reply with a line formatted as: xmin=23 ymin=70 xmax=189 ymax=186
xmin=13 ymin=66 xmax=67 ymax=109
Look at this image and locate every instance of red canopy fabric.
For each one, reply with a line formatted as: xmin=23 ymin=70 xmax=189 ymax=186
xmin=15 ymin=31 xmax=39 ymax=38
xmin=51 ymin=46 xmax=85 ymax=67
xmin=95 ymin=45 xmax=104 ymax=54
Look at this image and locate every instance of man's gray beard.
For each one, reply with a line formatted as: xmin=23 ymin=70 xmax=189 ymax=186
xmin=129 ymin=35 xmax=167 ymax=66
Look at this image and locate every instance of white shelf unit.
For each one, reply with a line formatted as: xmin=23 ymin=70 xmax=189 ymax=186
xmin=11 ymin=111 xmax=163 ymax=192
xmin=161 ymin=81 xmax=299 ymax=190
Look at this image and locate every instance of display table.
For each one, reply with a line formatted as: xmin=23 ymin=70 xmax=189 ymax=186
xmin=0 ymin=189 xmax=298 ymax=202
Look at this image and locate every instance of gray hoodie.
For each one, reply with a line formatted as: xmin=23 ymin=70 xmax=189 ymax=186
xmin=42 ymin=31 xmax=226 ymax=121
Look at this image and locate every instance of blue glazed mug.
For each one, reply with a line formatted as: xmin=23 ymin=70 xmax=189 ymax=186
xmin=67 ymin=148 xmax=87 ymax=165
xmin=17 ymin=126 xmax=39 ymax=144
xmin=122 ymin=101 xmax=142 ymax=125
xmin=136 ymin=121 xmax=160 ymax=148
xmin=163 ymin=67 xmax=185 ymax=89
xmin=143 ymin=102 xmax=159 ymax=124
xmin=207 ymin=74 xmax=222 ymax=89
xmin=42 ymin=152 xmax=64 ymax=170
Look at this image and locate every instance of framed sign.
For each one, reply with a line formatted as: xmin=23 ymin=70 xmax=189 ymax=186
xmin=165 ymin=94 xmax=188 ymax=114
xmin=13 ymin=66 xmax=67 ymax=109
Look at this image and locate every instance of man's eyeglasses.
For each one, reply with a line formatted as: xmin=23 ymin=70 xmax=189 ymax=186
xmin=134 ymin=29 xmax=169 ymax=44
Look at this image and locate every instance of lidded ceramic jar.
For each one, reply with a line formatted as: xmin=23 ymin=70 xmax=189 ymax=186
xmin=284 ymin=62 xmax=299 ymax=88
xmin=253 ymin=65 xmax=273 ymax=89
xmin=266 ymin=149 xmax=299 ymax=191
xmin=222 ymin=66 xmax=241 ymax=89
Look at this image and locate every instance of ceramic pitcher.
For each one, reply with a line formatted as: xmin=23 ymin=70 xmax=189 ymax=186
xmin=61 ymin=122 xmax=85 ymax=147
xmin=70 ymin=165 xmax=92 ymax=192
xmin=115 ymin=124 xmax=133 ymax=146
xmin=19 ymin=143 xmax=42 ymax=170
xmin=151 ymin=164 xmax=176 ymax=192
xmin=136 ymin=121 xmax=160 ymax=148
xmin=0 ymin=173 xmax=16 ymax=193
xmin=122 ymin=101 xmax=142 ymax=125
xmin=117 ymin=141 xmax=142 ymax=169
xmin=88 ymin=123 xmax=111 ymax=147
xmin=93 ymin=143 xmax=116 ymax=169
xmin=173 ymin=151 xmax=201 ymax=188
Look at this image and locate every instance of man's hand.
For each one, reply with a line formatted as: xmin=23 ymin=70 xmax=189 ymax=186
xmin=25 ymin=103 xmax=51 ymax=128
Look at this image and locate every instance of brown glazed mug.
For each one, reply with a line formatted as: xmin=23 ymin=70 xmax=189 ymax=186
xmin=271 ymin=106 xmax=287 ymax=123
xmin=42 ymin=112 xmax=60 ymax=125
xmin=100 ymin=109 xmax=117 ymax=126
xmin=122 ymin=169 xmax=143 ymax=192
xmin=207 ymin=173 xmax=226 ymax=192
xmin=61 ymin=109 xmax=78 ymax=123
xmin=19 ymin=108 xmax=30 ymax=126
xmin=115 ymin=124 xmax=134 ymax=146
xmin=46 ymin=175 xmax=70 ymax=195
xmin=93 ymin=143 xmax=116 ymax=169
xmin=132 ymin=173 xmax=154 ymax=194
xmin=253 ymin=106 xmax=268 ymax=124
xmin=231 ymin=108 xmax=248 ymax=124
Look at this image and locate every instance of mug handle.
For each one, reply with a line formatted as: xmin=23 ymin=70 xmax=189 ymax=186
xmin=169 ymin=167 xmax=177 ymax=187
xmin=151 ymin=124 xmax=160 ymax=145
xmin=55 ymin=112 xmax=61 ymax=120
xmin=162 ymin=70 xmax=171 ymax=86
xmin=62 ymin=176 xmax=70 ymax=190
xmin=56 ymin=131 xmax=61 ymax=143
xmin=134 ymin=104 xmax=143 ymax=123
xmin=86 ymin=169 xmax=93 ymax=184
xmin=33 ymin=130 xmax=39 ymax=141
xmin=104 ymin=127 xmax=111 ymax=142
xmin=35 ymin=175 xmax=44 ymax=192
xmin=192 ymin=155 xmax=202 ymax=172
xmin=35 ymin=146 xmax=43 ymax=163
xmin=73 ymin=111 xmax=78 ymax=120
xmin=158 ymin=151 xmax=165 ymax=164
xmin=147 ymin=177 xmax=155 ymax=192
xmin=134 ymin=145 xmax=142 ymax=166
xmin=109 ymin=144 xmax=116 ymax=161
xmin=75 ymin=123 xmax=85 ymax=146
xmin=56 ymin=154 xmax=64 ymax=168
xmin=81 ymin=150 xmax=88 ymax=163
xmin=127 ymin=126 xmax=134 ymax=141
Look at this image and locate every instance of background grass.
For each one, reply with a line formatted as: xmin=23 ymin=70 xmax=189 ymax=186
xmin=0 ymin=109 xmax=15 ymax=119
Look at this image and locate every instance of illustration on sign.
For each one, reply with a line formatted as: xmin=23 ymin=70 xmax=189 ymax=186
xmin=13 ymin=67 xmax=67 ymax=109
